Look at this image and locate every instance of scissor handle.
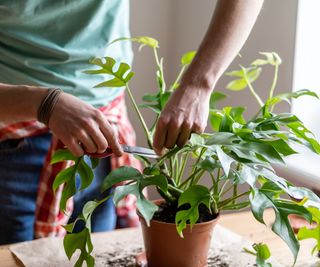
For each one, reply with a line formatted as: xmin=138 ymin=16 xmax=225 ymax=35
xmin=86 ymin=147 xmax=113 ymax=158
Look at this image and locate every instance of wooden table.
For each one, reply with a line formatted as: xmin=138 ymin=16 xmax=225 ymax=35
xmin=0 ymin=210 xmax=318 ymax=267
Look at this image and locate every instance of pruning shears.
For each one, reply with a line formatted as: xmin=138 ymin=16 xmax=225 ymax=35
xmin=87 ymin=144 xmax=159 ymax=159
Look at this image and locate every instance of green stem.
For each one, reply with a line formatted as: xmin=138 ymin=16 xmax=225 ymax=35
xmin=168 ymin=184 xmax=183 ymax=197
xmin=153 ymin=48 xmax=166 ymax=93
xmin=218 ymin=179 xmax=229 ymax=196
xmin=220 ymin=183 xmax=236 ymax=198
xmin=179 ymin=168 xmax=202 ymax=189
xmin=177 ymin=152 xmax=189 ymax=186
xmin=192 ymin=169 xmax=206 ymax=185
xmin=126 ymin=85 xmax=153 ymax=147
xmin=214 ymin=168 xmax=221 ymax=195
xmin=169 ymin=65 xmax=186 ymax=91
xmin=269 ymin=64 xmax=279 ymax=99
xmin=243 ymin=69 xmax=264 ymax=107
xmin=218 ymin=191 xmax=250 ymax=209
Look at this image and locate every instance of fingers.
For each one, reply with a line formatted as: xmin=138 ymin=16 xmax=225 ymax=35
xmin=98 ymin=117 xmax=123 ymax=157
xmin=88 ymin=127 xmax=109 ymax=153
xmin=77 ymin=130 xmax=97 ymax=153
xmin=153 ymin=117 xmax=168 ymax=155
xmin=177 ymin=122 xmax=192 ymax=148
xmin=67 ymin=138 xmax=85 ymax=157
xmin=165 ymin=119 xmax=182 ymax=149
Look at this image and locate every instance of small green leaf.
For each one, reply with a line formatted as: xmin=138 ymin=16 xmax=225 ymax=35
xmin=180 ymin=51 xmax=196 ymax=66
xmin=138 ymin=103 xmax=161 ymax=114
xmin=63 ymin=228 xmax=95 ymax=267
xmin=258 ymin=52 xmax=282 ymax=66
xmin=51 ymin=149 xmax=77 ymax=164
xmin=209 ymin=91 xmax=227 ymax=109
xmin=78 ymin=159 xmax=94 ymax=190
xmin=196 ymin=156 xmax=221 ymax=172
xmin=85 ymin=57 xmax=134 ymax=88
xmin=226 ymin=67 xmax=261 ymax=91
xmin=175 ymin=185 xmax=211 ymax=236
xmin=109 ymin=36 xmax=159 ymax=49
xmin=142 ymin=93 xmax=159 ymax=102
xmin=244 ymin=243 xmax=272 ymax=267
xmin=52 ymin=166 xmax=76 ymax=192
xmin=101 ymin=166 xmax=143 ymax=192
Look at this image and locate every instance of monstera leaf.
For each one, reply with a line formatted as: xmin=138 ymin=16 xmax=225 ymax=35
xmin=101 ymin=166 xmax=168 ymax=225
xmin=84 ymin=57 xmax=134 ymax=88
xmin=175 ymin=185 xmax=211 ymax=236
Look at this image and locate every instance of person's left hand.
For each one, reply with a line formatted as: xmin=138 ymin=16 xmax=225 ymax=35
xmin=153 ymin=84 xmax=211 ymax=154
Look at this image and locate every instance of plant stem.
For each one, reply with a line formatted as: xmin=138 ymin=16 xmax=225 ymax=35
xmin=242 ymin=69 xmax=264 ymax=107
xmin=177 ymin=152 xmax=189 ymax=186
xmin=153 ymin=48 xmax=166 ymax=94
xmin=214 ymin=168 xmax=221 ymax=195
xmin=220 ymin=183 xmax=234 ymax=197
xmin=218 ymin=191 xmax=250 ymax=210
xmin=192 ymin=169 xmax=206 ymax=185
xmin=169 ymin=65 xmax=186 ymax=91
xmin=179 ymin=168 xmax=202 ymax=189
xmin=269 ymin=64 xmax=279 ymax=99
xmin=218 ymin=179 xmax=229 ymax=197
xmin=126 ymin=85 xmax=153 ymax=147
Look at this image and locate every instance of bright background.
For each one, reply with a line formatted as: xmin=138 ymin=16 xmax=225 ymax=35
xmin=127 ymin=0 xmax=320 ymax=194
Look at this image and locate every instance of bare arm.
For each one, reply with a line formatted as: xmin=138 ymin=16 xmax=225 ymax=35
xmin=153 ymin=0 xmax=264 ymax=153
xmin=0 ymin=83 xmax=122 ymax=157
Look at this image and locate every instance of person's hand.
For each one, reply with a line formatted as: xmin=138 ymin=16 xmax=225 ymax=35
xmin=49 ymin=93 xmax=123 ymax=157
xmin=153 ymin=84 xmax=211 ymax=155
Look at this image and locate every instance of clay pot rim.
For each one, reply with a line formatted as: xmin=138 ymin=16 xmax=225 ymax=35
xmin=139 ymin=198 xmax=220 ymax=226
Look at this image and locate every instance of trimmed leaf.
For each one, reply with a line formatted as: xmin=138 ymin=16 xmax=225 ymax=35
xmin=175 ymin=185 xmax=211 ymax=236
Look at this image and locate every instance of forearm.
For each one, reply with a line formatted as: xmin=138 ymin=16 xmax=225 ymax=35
xmin=0 ymin=83 xmax=48 ymax=122
xmin=183 ymin=0 xmax=264 ymax=91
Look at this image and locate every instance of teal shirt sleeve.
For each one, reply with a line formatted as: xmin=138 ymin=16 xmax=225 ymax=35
xmin=0 ymin=0 xmax=133 ymax=107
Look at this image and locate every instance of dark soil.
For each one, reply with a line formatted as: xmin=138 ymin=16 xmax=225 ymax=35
xmin=152 ymin=202 xmax=217 ymax=224
xmin=96 ymin=249 xmax=232 ymax=266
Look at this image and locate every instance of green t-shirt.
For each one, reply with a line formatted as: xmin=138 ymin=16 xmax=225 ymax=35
xmin=0 ymin=0 xmax=132 ymax=107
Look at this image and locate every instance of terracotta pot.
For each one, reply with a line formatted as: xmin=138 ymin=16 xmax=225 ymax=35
xmin=139 ymin=200 xmax=220 ymax=267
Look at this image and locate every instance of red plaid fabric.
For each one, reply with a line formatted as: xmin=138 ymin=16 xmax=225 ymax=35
xmin=0 ymin=94 xmax=141 ymax=237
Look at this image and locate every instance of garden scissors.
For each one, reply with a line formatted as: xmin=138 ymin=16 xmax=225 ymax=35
xmin=87 ymin=144 xmax=159 ymax=159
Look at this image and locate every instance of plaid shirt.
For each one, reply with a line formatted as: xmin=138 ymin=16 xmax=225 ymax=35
xmin=0 ymin=94 xmax=141 ymax=237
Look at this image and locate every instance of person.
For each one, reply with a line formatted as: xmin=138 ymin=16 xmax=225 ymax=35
xmin=0 ymin=0 xmax=264 ymax=245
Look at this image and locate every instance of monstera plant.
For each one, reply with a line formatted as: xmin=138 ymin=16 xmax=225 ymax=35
xmin=52 ymin=36 xmax=320 ymax=267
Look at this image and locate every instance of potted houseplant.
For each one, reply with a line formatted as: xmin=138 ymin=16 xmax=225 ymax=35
xmin=52 ymin=36 xmax=320 ymax=267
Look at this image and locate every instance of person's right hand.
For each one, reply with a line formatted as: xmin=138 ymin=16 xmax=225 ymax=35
xmin=49 ymin=92 xmax=123 ymax=157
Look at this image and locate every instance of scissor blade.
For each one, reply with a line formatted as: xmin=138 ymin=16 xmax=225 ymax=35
xmin=121 ymin=145 xmax=159 ymax=158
